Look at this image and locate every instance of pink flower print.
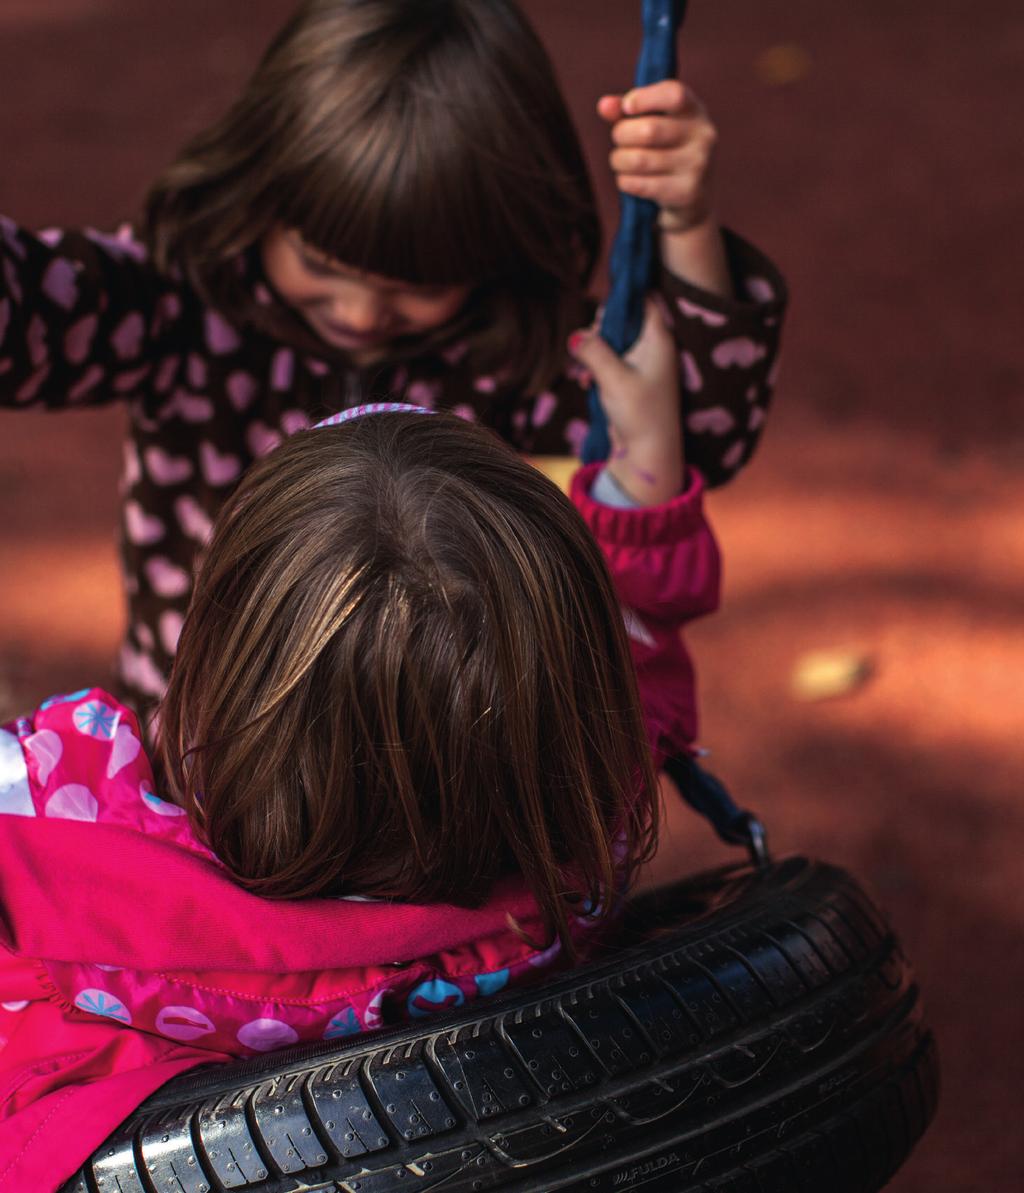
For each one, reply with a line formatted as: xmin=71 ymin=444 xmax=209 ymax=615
xmin=65 ymin=314 xmax=98 ymax=364
xmin=199 ymin=441 xmax=241 ymax=486
xmin=681 ymin=351 xmax=703 ymax=393
xmin=531 ymin=391 xmax=558 ymax=427
xmin=0 ymin=727 xmax=35 ymax=817
xmin=144 ymin=556 xmax=191 ymax=599
xmin=140 ymin=784 xmax=187 ymax=818
xmin=563 ymin=418 xmax=589 ymax=456
xmin=124 ymin=500 xmax=166 ymax=545
xmin=111 ymin=312 xmax=146 ymax=361
xmin=106 ymin=723 xmax=142 ymax=779
xmin=174 ymin=495 xmax=213 ymax=544
xmin=676 ymin=297 xmax=727 ymax=327
xmin=247 ymin=421 xmax=282 ymax=458
xmin=237 ymin=1018 xmax=299 ymax=1052
xmin=74 ymin=989 xmax=131 ymax=1024
xmin=73 ymin=699 xmax=120 ymax=740
xmin=407 ymin=978 xmax=465 ymax=1019
xmin=156 ymin=1005 xmax=216 ymax=1042
xmin=46 ymin=784 xmax=99 ymax=821
xmin=711 ymin=338 xmax=767 ymax=369
xmin=41 ymin=257 xmax=78 ymax=310
xmin=159 ymin=610 xmax=184 ymax=655
xmin=205 ymin=309 xmax=241 ymax=355
xmin=271 ymin=348 xmax=295 ymax=391
xmin=226 ymin=370 xmax=258 ymax=411
xmin=24 ymin=729 xmax=63 ymax=784
xmin=687 ymin=407 xmax=735 ymax=436
xmin=145 ymin=446 xmax=193 ymax=486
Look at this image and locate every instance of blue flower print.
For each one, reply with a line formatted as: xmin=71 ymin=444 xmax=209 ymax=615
xmin=74 ymin=988 xmax=131 ymax=1024
xmin=39 ymin=689 xmax=91 ymax=712
xmin=474 ymin=969 xmax=510 ymax=998
xmin=324 ymin=1007 xmax=361 ymax=1039
xmin=407 ymin=978 xmax=465 ymax=1019
xmin=72 ymin=700 xmax=120 ymax=741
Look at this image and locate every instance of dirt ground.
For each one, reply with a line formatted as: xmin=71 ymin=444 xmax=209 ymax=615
xmin=1 ymin=1 xmax=1022 ymax=1187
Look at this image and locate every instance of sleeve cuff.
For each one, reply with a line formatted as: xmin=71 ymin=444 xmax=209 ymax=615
xmin=570 ymin=462 xmax=708 ymax=548
xmin=660 ymin=227 xmax=788 ymax=321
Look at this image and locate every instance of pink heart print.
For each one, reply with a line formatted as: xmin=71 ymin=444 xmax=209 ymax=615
xmin=65 ymin=314 xmax=98 ymax=364
xmin=41 ymin=257 xmax=78 ymax=310
xmin=199 ymin=441 xmax=241 ymax=486
xmin=145 ymin=446 xmax=193 ymax=486
xmin=246 ymin=421 xmax=282 ymax=458
xmin=174 ymin=495 xmax=213 ymax=544
xmin=144 ymin=556 xmax=191 ymax=598
xmin=681 ymin=351 xmax=703 ymax=393
xmin=111 ymin=312 xmax=146 ymax=361
xmin=24 ymin=729 xmax=63 ymax=785
xmin=687 ymin=407 xmax=736 ymax=436
xmin=124 ymin=500 xmax=166 ymax=545
xmin=676 ymin=297 xmax=728 ymax=327
xmin=226 ymin=370 xmax=258 ymax=411
xmin=205 ymin=309 xmax=241 ymax=355
xmin=711 ymin=338 xmax=767 ymax=369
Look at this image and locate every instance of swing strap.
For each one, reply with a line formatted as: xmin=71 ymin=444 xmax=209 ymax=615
xmin=582 ymin=0 xmax=690 ymax=464
xmin=663 ymin=753 xmax=770 ymax=867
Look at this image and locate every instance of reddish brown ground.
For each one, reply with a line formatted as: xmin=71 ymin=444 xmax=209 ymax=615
xmin=1 ymin=2 xmax=1021 ymax=1187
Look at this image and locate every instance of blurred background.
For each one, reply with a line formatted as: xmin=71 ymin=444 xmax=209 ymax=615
xmin=0 ymin=1 xmax=1021 ymax=1186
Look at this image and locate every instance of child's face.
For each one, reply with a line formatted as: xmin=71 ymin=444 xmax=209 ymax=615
xmin=261 ymin=227 xmax=471 ymax=362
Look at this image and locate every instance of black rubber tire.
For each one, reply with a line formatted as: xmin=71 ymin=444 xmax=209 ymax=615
xmin=62 ymin=856 xmax=938 ymax=1193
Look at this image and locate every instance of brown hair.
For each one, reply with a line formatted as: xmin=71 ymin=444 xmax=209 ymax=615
xmin=142 ymin=0 xmax=600 ymax=393
xmin=158 ymin=414 xmax=657 ymax=958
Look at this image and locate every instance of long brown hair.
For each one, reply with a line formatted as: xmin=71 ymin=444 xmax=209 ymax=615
xmin=142 ymin=0 xmax=601 ymax=393
xmin=158 ymin=414 xmax=657 ymax=958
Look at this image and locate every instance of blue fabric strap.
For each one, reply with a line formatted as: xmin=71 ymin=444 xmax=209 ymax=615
xmin=583 ymin=0 xmax=689 ymax=464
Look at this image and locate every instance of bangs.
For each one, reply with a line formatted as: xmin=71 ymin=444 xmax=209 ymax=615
xmin=266 ymin=17 xmax=593 ymax=288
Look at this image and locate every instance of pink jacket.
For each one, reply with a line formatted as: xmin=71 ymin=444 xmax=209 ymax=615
xmin=0 ymin=463 xmax=718 ymax=1190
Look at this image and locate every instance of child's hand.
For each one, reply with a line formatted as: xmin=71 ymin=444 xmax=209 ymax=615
xmin=569 ymin=299 xmax=683 ymax=506
xmin=597 ymin=80 xmax=732 ymax=297
xmin=597 ymin=79 xmax=717 ymax=235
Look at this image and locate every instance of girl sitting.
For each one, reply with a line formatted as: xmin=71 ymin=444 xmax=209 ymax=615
xmin=0 ymin=306 xmax=718 ymax=1189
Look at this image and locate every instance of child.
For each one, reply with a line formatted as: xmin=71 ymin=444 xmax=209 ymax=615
xmin=0 ymin=305 xmax=719 ymax=1187
xmin=0 ymin=0 xmax=784 ymax=720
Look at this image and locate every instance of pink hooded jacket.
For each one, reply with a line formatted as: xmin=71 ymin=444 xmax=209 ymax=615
xmin=0 ymin=463 xmax=719 ymax=1190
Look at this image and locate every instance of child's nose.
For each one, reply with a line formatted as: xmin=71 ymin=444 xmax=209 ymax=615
xmin=333 ymin=286 xmax=386 ymax=332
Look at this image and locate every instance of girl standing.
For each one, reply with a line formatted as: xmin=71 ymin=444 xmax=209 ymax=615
xmin=0 ymin=0 xmax=785 ymax=716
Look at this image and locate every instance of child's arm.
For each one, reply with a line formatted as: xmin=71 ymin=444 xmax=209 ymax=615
xmin=592 ymin=79 xmax=788 ymax=488
xmin=0 ymin=216 xmax=172 ymax=409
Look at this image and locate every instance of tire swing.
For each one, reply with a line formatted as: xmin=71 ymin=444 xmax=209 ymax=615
xmin=62 ymin=5 xmax=937 ymax=1190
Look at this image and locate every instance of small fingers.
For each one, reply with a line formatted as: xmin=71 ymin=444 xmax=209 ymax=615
xmin=611 ymin=114 xmax=714 ymax=149
xmin=621 ymin=79 xmax=690 ymax=116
